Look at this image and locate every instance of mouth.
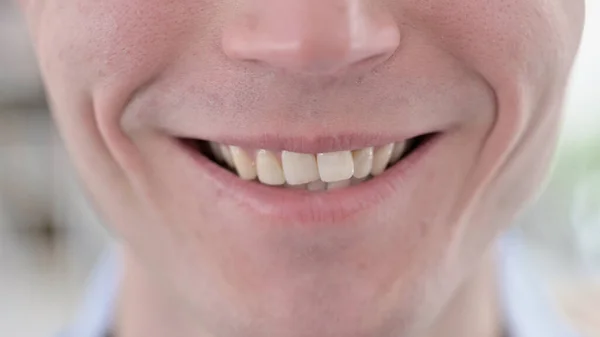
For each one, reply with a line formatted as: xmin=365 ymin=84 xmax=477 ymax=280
xmin=180 ymin=133 xmax=437 ymax=192
xmin=174 ymin=131 xmax=442 ymax=222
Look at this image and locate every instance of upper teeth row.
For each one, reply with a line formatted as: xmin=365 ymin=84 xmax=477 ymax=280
xmin=210 ymin=142 xmax=408 ymax=188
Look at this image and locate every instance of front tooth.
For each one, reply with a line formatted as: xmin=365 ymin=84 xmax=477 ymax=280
xmin=352 ymin=147 xmax=373 ymax=179
xmin=327 ymin=179 xmax=351 ymax=190
xmin=230 ymin=146 xmax=257 ymax=180
xmin=220 ymin=145 xmax=235 ymax=168
xmin=285 ymin=183 xmax=307 ymax=189
xmin=351 ymin=177 xmax=367 ymax=186
xmin=307 ymin=180 xmax=327 ymax=191
xmin=256 ymin=150 xmax=286 ymax=185
xmin=371 ymin=143 xmax=394 ymax=176
xmin=281 ymin=151 xmax=320 ymax=185
xmin=389 ymin=141 xmax=407 ymax=164
xmin=317 ymin=151 xmax=354 ymax=183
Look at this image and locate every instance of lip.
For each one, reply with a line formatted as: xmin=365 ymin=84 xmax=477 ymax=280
xmin=174 ymin=133 xmax=443 ymax=224
xmin=176 ymin=133 xmax=427 ymax=154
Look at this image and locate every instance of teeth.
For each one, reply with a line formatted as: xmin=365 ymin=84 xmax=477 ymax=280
xmin=389 ymin=142 xmax=407 ymax=164
xmin=256 ymin=150 xmax=286 ymax=185
xmin=207 ymin=137 xmax=415 ymax=190
xmin=285 ymin=183 xmax=307 ymax=189
xmin=351 ymin=177 xmax=367 ymax=186
xmin=220 ymin=145 xmax=235 ymax=168
xmin=281 ymin=151 xmax=320 ymax=185
xmin=307 ymin=180 xmax=327 ymax=191
xmin=327 ymin=179 xmax=351 ymax=190
xmin=210 ymin=142 xmax=225 ymax=163
xmin=352 ymin=147 xmax=373 ymax=179
xmin=317 ymin=151 xmax=354 ymax=183
xmin=371 ymin=143 xmax=394 ymax=176
xmin=230 ymin=146 xmax=257 ymax=180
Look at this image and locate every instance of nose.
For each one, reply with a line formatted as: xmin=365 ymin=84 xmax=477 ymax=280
xmin=222 ymin=0 xmax=401 ymax=75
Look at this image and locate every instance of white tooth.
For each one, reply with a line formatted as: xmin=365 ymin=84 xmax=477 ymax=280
xmin=230 ymin=146 xmax=257 ymax=180
xmin=352 ymin=147 xmax=373 ymax=179
xmin=210 ymin=142 xmax=224 ymax=163
xmin=220 ymin=144 xmax=235 ymax=168
xmin=256 ymin=150 xmax=286 ymax=185
xmin=327 ymin=179 xmax=351 ymax=190
xmin=317 ymin=151 xmax=354 ymax=183
xmin=351 ymin=177 xmax=367 ymax=186
xmin=371 ymin=143 xmax=394 ymax=176
xmin=285 ymin=183 xmax=306 ymax=189
xmin=389 ymin=141 xmax=407 ymax=164
xmin=307 ymin=180 xmax=327 ymax=191
xmin=281 ymin=151 xmax=320 ymax=185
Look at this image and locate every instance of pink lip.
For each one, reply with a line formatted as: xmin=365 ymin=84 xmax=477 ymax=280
xmin=175 ymin=133 xmax=442 ymax=224
xmin=185 ymin=133 xmax=424 ymax=154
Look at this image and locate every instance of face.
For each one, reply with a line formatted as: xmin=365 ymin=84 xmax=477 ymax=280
xmin=21 ymin=0 xmax=584 ymax=336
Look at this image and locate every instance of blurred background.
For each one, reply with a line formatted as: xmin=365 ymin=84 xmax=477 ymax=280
xmin=0 ymin=1 xmax=598 ymax=337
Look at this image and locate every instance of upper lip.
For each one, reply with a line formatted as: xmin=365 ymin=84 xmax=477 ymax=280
xmin=178 ymin=132 xmax=432 ymax=154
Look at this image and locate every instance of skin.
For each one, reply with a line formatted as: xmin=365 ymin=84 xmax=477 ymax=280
xmin=19 ymin=0 xmax=584 ymax=336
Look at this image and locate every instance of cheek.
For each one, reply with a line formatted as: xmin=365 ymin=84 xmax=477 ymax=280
xmin=33 ymin=0 xmax=210 ymax=107
xmin=31 ymin=0 xmax=201 ymax=182
xmin=410 ymin=0 xmax=583 ymax=265
xmin=36 ymin=2 xmax=165 ymax=83
xmin=16 ymin=0 xmax=31 ymax=9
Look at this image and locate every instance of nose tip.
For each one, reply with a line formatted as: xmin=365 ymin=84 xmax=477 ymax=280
xmin=222 ymin=3 xmax=400 ymax=75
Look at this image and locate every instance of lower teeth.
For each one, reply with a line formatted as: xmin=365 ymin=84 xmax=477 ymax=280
xmin=213 ymin=159 xmax=375 ymax=192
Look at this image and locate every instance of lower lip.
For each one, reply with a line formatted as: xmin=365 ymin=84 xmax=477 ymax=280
xmin=176 ymin=134 xmax=442 ymax=224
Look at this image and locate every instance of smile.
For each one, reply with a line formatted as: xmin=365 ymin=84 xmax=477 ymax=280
xmin=172 ymin=129 xmax=444 ymax=222
xmin=182 ymin=134 xmax=435 ymax=191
